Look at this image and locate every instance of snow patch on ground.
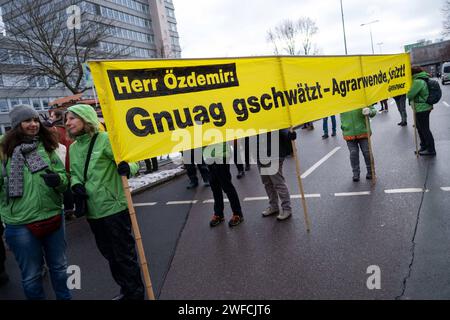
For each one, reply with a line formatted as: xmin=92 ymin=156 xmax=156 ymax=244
xmin=129 ymin=167 xmax=185 ymax=192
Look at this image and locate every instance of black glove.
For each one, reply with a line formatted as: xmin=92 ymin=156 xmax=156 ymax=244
xmin=72 ymin=184 xmax=88 ymax=199
xmin=40 ymin=169 xmax=61 ymax=188
xmin=117 ymin=161 xmax=131 ymax=177
xmin=287 ymin=131 xmax=297 ymax=140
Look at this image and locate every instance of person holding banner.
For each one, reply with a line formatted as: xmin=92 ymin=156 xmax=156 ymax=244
xmin=340 ymin=106 xmax=377 ymax=182
xmin=203 ymin=142 xmax=244 ymax=227
xmin=0 ymin=104 xmax=71 ymax=300
xmin=407 ymin=66 xmax=436 ymax=157
xmin=257 ymin=129 xmax=297 ymax=221
xmin=65 ymin=104 xmax=145 ymax=300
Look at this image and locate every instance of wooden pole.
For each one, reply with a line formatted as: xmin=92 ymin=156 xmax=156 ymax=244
xmin=290 ymin=138 xmax=311 ymax=232
xmin=121 ymin=176 xmax=155 ymax=300
xmin=412 ymin=102 xmax=419 ymax=158
xmin=276 ymin=57 xmax=311 ymax=232
xmin=365 ymin=115 xmax=376 ymax=185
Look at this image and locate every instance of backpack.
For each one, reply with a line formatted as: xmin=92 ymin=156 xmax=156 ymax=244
xmin=423 ymin=78 xmax=442 ymax=105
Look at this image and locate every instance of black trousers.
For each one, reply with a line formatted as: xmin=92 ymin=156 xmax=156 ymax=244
xmin=234 ymin=137 xmax=250 ymax=172
xmin=0 ymin=223 xmax=5 ymax=273
xmin=416 ymin=110 xmax=435 ymax=152
xmin=88 ymin=210 xmax=145 ymax=300
xmin=186 ymin=163 xmax=209 ymax=183
xmin=208 ymin=164 xmax=242 ymax=217
xmin=144 ymin=157 xmax=158 ymax=172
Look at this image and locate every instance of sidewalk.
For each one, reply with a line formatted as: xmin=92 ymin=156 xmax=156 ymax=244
xmin=129 ymin=158 xmax=186 ymax=194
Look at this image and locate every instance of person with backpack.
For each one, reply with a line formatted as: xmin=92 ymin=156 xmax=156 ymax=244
xmin=407 ymin=66 xmax=437 ymax=156
xmin=65 ymin=104 xmax=145 ymax=300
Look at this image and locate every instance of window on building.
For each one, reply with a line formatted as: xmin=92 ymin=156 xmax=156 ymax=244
xmin=0 ymin=99 xmax=8 ymax=113
xmin=10 ymin=99 xmax=21 ymax=108
xmin=166 ymin=8 xmax=175 ymax=18
xmin=0 ymin=74 xmax=3 ymax=87
xmin=31 ymin=98 xmax=42 ymax=111
xmin=41 ymin=98 xmax=50 ymax=110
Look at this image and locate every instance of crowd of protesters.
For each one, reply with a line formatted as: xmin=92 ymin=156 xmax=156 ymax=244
xmin=0 ymin=65 xmax=438 ymax=299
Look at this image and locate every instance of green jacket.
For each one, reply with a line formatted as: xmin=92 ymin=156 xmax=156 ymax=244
xmin=340 ymin=106 xmax=377 ymax=140
xmin=69 ymin=132 xmax=138 ymax=220
xmin=203 ymin=142 xmax=231 ymax=163
xmin=407 ymin=71 xmax=433 ymax=113
xmin=0 ymin=142 xmax=68 ymax=225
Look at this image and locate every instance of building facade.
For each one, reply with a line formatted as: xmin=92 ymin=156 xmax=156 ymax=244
xmin=0 ymin=0 xmax=181 ymax=133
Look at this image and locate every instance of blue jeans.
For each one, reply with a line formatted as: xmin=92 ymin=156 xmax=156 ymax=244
xmin=322 ymin=116 xmax=336 ymax=135
xmin=5 ymin=215 xmax=71 ymax=300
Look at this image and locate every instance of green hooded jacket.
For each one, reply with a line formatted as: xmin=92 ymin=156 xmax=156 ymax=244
xmin=406 ymin=71 xmax=433 ymax=113
xmin=0 ymin=142 xmax=68 ymax=225
xmin=67 ymin=104 xmax=138 ymax=220
xmin=340 ymin=106 xmax=377 ymax=140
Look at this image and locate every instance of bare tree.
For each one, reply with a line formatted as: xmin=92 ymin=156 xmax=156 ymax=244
xmin=1 ymin=0 xmax=129 ymax=94
xmin=443 ymin=0 xmax=450 ymax=37
xmin=266 ymin=17 xmax=319 ymax=56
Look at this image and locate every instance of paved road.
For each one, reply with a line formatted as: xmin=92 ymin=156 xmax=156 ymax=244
xmin=1 ymin=84 xmax=450 ymax=300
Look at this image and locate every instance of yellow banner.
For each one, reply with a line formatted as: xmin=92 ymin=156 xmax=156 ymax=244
xmin=89 ymin=54 xmax=411 ymax=162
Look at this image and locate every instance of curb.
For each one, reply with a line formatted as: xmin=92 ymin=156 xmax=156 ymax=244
xmin=130 ymin=169 xmax=187 ymax=195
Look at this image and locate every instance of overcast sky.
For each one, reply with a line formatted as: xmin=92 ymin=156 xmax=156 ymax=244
xmin=172 ymin=0 xmax=448 ymax=58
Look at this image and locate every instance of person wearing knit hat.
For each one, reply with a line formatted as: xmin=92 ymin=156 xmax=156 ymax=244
xmin=9 ymin=104 xmax=40 ymax=129
xmin=0 ymin=104 xmax=71 ymax=300
xmin=65 ymin=104 xmax=145 ymax=300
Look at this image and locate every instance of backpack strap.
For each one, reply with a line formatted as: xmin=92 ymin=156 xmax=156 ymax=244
xmin=84 ymin=133 xmax=99 ymax=183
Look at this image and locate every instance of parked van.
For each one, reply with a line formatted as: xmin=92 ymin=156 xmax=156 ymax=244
xmin=442 ymin=62 xmax=450 ymax=85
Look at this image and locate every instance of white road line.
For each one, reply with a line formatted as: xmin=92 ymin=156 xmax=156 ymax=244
xmin=166 ymin=200 xmax=198 ymax=205
xmin=203 ymin=199 xmax=229 ymax=203
xmin=384 ymin=188 xmax=429 ymax=194
xmin=443 ymin=101 xmax=449 ymax=107
xmin=290 ymin=194 xmax=321 ymax=198
xmin=134 ymin=202 xmax=157 ymax=207
xmin=301 ymin=147 xmax=341 ymax=179
xmin=441 ymin=187 xmax=450 ymax=191
xmin=334 ymin=191 xmax=371 ymax=197
xmin=244 ymin=196 xmax=269 ymax=201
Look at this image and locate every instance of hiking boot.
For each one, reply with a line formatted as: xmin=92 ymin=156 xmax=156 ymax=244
xmin=331 ymin=131 xmax=336 ymax=137
xmin=203 ymin=179 xmax=210 ymax=187
xmin=209 ymin=215 xmax=224 ymax=227
xmin=414 ymin=147 xmax=427 ymax=155
xmin=366 ymin=172 xmax=373 ymax=180
xmin=419 ymin=150 xmax=436 ymax=157
xmin=228 ymin=215 xmax=244 ymax=227
xmin=262 ymin=207 xmax=279 ymax=217
xmin=236 ymin=171 xmax=245 ymax=179
xmin=186 ymin=181 xmax=198 ymax=189
xmin=245 ymin=164 xmax=251 ymax=171
xmin=277 ymin=210 xmax=292 ymax=221
xmin=352 ymin=173 xmax=360 ymax=182
xmin=321 ymin=134 xmax=329 ymax=139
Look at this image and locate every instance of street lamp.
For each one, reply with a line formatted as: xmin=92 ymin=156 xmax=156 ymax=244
xmin=340 ymin=0 xmax=348 ymax=55
xmin=360 ymin=20 xmax=379 ymax=54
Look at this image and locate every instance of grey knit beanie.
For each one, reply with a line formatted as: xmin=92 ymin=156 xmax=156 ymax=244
xmin=9 ymin=104 xmax=39 ymax=128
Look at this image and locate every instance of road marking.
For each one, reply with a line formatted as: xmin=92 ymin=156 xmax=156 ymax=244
xmin=203 ymin=199 xmax=229 ymax=203
xmin=134 ymin=202 xmax=157 ymax=207
xmin=384 ymin=188 xmax=429 ymax=194
xmin=441 ymin=187 xmax=450 ymax=191
xmin=443 ymin=101 xmax=449 ymax=107
xmin=334 ymin=191 xmax=371 ymax=197
xmin=244 ymin=196 xmax=269 ymax=201
xmin=166 ymin=200 xmax=198 ymax=205
xmin=301 ymin=147 xmax=341 ymax=179
xmin=290 ymin=194 xmax=321 ymax=198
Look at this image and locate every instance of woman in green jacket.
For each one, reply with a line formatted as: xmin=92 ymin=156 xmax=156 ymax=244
xmin=407 ymin=66 xmax=436 ymax=156
xmin=340 ymin=105 xmax=377 ymax=181
xmin=65 ymin=104 xmax=144 ymax=300
xmin=0 ymin=104 xmax=70 ymax=300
